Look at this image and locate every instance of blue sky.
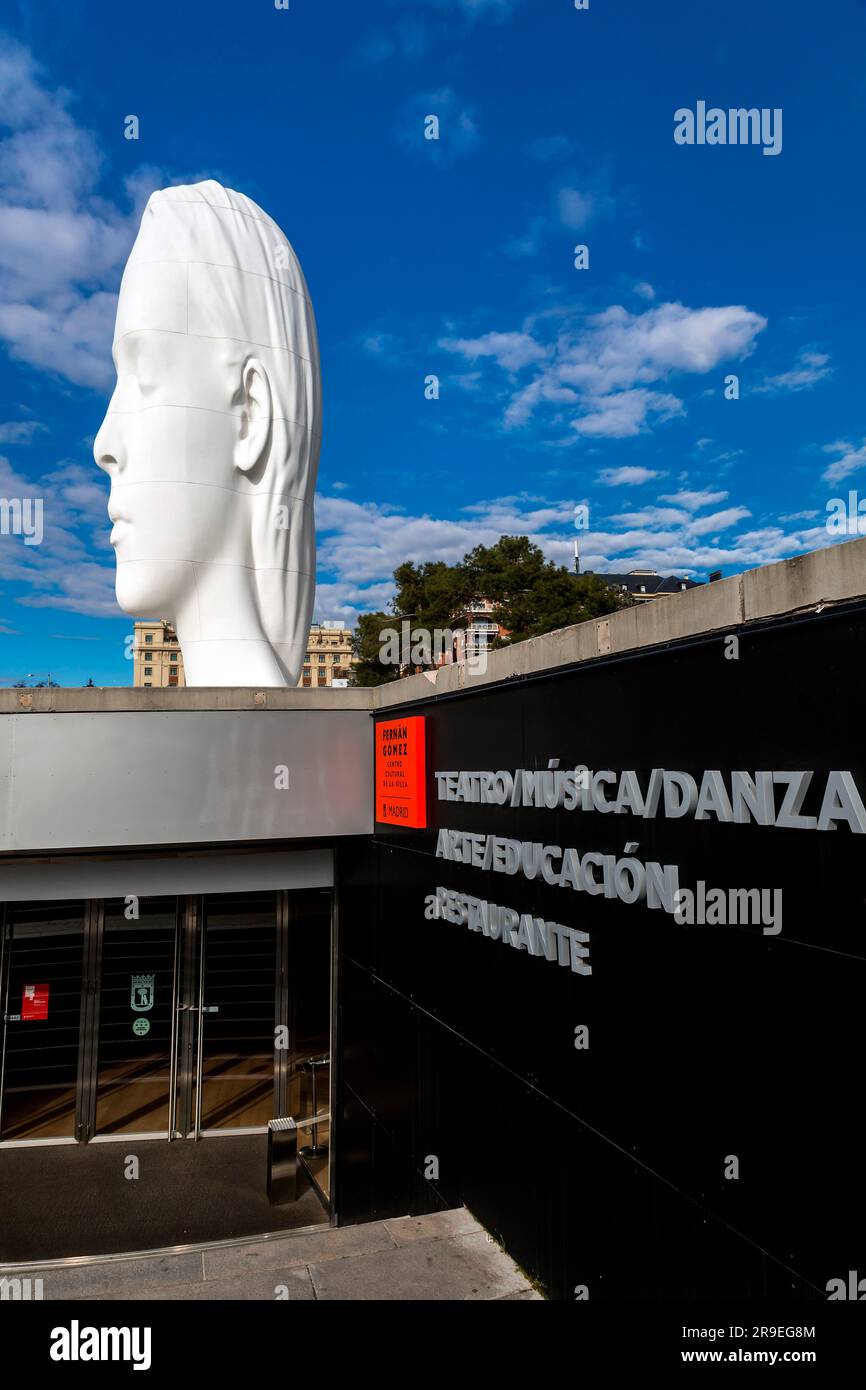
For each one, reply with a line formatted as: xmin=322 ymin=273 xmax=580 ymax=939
xmin=1 ymin=0 xmax=865 ymax=685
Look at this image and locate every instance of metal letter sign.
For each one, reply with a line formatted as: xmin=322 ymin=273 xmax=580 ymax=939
xmin=375 ymin=716 xmax=427 ymax=828
xmin=131 ymin=974 xmax=155 ymax=1012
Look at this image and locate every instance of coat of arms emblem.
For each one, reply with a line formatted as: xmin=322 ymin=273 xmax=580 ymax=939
xmin=130 ymin=974 xmax=155 ymax=1012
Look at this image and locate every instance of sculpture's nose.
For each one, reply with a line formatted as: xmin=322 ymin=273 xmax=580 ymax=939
xmin=93 ymin=409 xmax=123 ymax=476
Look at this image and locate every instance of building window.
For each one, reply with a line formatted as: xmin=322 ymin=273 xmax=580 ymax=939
xmin=144 ymin=666 xmax=152 ymax=675
xmin=144 ymin=681 xmax=152 ymax=687
xmin=170 ymin=653 xmax=178 ymax=664
xmin=145 ymin=634 xmax=153 ymax=644
xmin=168 ymin=676 xmax=178 ymax=686
xmin=302 ymin=677 xmax=311 ymax=687
xmin=317 ymin=673 xmax=327 ymax=685
xmin=318 ymin=655 xmax=326 ymax=663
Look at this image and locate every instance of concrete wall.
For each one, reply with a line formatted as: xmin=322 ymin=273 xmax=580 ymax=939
xmin=0 ymin=709 xmax=373 ymax=855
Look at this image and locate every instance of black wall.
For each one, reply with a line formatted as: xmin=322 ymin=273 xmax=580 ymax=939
xmin=335 ymin=603 xmax=866 ymax=1301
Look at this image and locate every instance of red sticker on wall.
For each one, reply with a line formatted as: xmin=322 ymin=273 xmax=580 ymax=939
xmin=22 ymin=983 xmax=49 ymax=1021
xmin=375 ymin=716 xmax=427 ymax=828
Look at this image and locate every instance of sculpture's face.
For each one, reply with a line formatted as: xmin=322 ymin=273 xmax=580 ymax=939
xmin=94 ymin=261 xmax=243 ymax=616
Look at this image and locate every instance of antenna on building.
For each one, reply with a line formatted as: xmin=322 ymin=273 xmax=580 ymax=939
xmin=573 ymin=537 xmax=580 ymax=575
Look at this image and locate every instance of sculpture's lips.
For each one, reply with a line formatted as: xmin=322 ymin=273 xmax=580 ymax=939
xmin=108 ymin=499 xmax=130 ymax=545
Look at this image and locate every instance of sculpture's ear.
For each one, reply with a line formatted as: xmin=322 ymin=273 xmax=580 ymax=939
xmin=234 ymin=357 xmax=272 ymax=474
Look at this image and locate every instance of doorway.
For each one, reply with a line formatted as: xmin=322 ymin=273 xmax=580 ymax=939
xmin=0 ymin=889 xmax=332 ymax=1202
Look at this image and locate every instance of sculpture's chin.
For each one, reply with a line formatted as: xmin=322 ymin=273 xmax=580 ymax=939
xmin=114 ymin=561 xmax=180 ymax=620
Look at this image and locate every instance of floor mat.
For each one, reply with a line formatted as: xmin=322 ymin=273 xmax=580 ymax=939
xmin=0 ymin=1135 xmax=327 ymax=1262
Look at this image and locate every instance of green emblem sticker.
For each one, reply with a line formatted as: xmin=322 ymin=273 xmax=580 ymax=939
xmin=132 ymin=1017 xmax=150 ymax=1037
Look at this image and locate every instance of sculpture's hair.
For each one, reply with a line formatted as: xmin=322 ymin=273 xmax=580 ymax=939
xmin=125 ymin=180 xmax=320 ymax=677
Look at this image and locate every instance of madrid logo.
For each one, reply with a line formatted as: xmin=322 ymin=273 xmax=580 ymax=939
xmin=130 ymin=974 xmax=155 ymax=1012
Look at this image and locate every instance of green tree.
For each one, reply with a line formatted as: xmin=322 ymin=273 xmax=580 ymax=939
xmin=390 ymin=558 xmax=473 ymax=633
xmin=351 ymin=612 xmax=404 ymax=686
xmin=462 ymin=535 xmax=627 ymax=644
xmin=349 ymin=534 xmax=630 ymax=685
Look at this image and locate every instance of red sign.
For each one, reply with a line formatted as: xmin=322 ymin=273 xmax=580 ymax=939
xmin=375 ymin=716 xmax=427 ymax=828
xmin=22 ymin=983 xmax=49 ymax=1021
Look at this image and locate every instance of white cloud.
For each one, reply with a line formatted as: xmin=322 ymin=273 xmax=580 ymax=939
xmin=597 ymin=466 xmax=664 ymax=487
xmin=611 ymin=507 xmax=690 ymax=527
xmin=633 ymin=281 xmax=656 ymax=301
xmin=757 ymin=349 xmax=832 ymax=394
xmin=686 ymin=506 xmax=752 ymax=537
xmin=438 ymin=330 xmax=549 ymax=372
xmin=0 ymin=37 xmax=164 ymax=391
xmin=0 ymin=419 xmax=45 ymax=443
xmin=572 ymin=389 xmax=683 ymax=439
xmin=822 ymin=438 xmax=866 ymax=483
xmin=660 ymin=488 xmax=729 ymax=510
xmin=557 ymin=186 xmax=610 ymax=231
xmin=441 ymin=299 xmax=767 ymax=439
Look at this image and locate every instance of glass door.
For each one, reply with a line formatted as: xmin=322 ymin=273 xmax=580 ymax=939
xmin=0 ymin=902 xmax=86 ymax=1143
xmin=91 ymin=898 xmax=180 ymax=1138
xmin=192 ymin=892 xmax=279 ymax=1135
xmin=0 ymin=887 xmax=334 ymax=1165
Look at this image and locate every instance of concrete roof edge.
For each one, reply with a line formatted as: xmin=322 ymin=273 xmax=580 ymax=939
xmin=0 ymin=687 xmax=377 ymax=714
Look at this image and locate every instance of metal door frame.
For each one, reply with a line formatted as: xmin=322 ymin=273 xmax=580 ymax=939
xmin=75 ymin=899 xmax=102 ymax=1143
xmin=0 ymin=901 xmax=90 ymax=1148
xmin=171 ymin=894 xmax=200 ymax=1139
xmin=0 ymin=902 xmax=10 ymax=1138
xmin=175 ymin=891 xmax=289 ymax=1141
xmin=83 ymin=896 xmax=184 ymax=1145
xmin=275 ymin=890 xmax=292 ymax=1119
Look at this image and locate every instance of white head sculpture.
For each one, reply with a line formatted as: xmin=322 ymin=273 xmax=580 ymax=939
xmin=94 ymin=180 xmax=321 ymax=686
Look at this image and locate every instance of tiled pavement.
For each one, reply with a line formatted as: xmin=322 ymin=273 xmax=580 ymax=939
xmin=5 ymin=1208 xmax=543 ymax=1301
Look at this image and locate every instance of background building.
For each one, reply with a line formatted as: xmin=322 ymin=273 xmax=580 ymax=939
xmin=132 ymin=619 xmax=359 ymax=689
xmin=592 ymin=568 xmax=703 ymax=602
xmin=133 ymin=620 xmax=185 ymax=687
xmin=300 ymin=622 xmax=358 ymax=688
